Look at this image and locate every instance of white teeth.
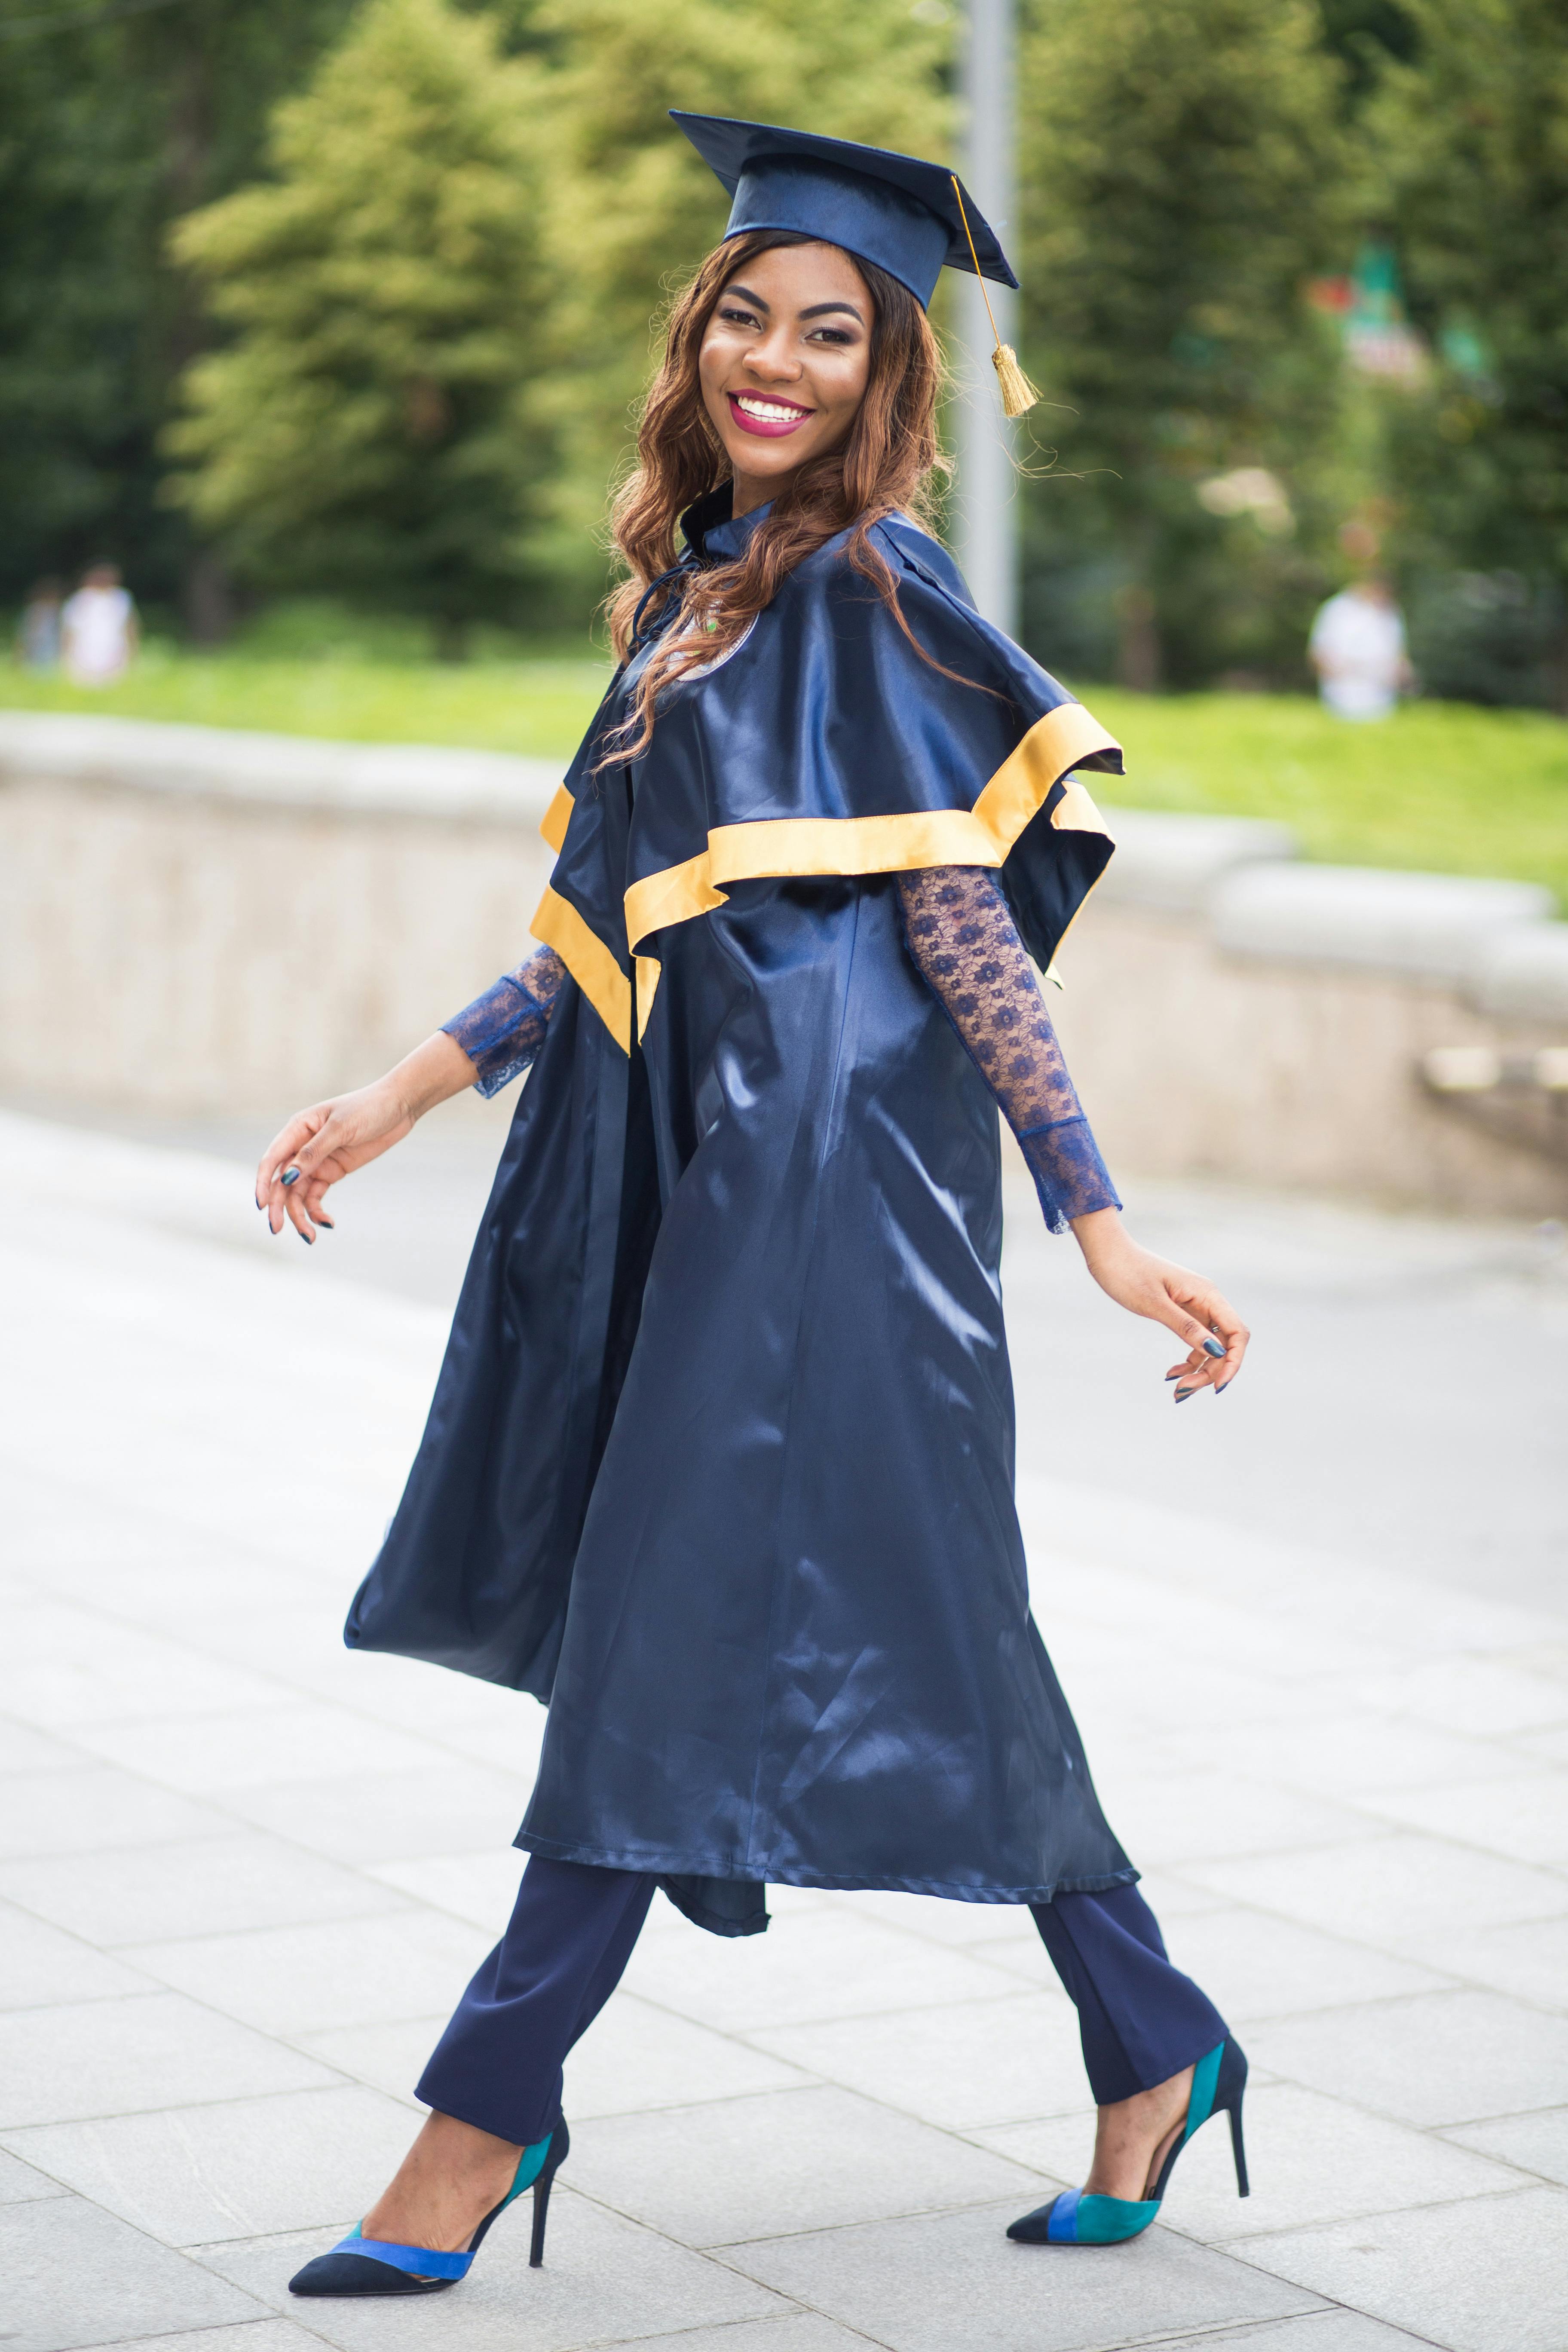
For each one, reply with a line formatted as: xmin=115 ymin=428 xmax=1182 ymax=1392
xmin=736 ymin=395 xmax=807 ymax=422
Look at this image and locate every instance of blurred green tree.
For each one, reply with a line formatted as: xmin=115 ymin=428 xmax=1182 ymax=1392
xmin=0 ymin=0 xmax=356 ymax=627
xmin=168 ymin=0 xmax=557 ymax=652
xmin=1367 ymin=0 xmax=1568 ymax=704
xmin=1015 ymin=0 xmax=1348 ymax=689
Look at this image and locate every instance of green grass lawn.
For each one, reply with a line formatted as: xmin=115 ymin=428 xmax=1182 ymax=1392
xmin=5 ymin=646 xmax=1565 ymax=906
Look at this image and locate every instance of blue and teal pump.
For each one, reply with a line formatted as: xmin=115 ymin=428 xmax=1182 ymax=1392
xmin=1007 ymin=2040 xmax=1248 ymax=2247
xmin=289 ymin=2116 xmax=569 ymax=2297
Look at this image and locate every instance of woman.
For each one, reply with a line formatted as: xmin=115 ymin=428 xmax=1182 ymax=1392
xmin=260 ymin=118 xmax=1252 ymax=2299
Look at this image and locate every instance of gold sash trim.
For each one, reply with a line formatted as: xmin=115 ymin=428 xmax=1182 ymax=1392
xmin=622 ymin=701 xmax=1119 ymax=952
xmin=540 ymin=782 xmax=574 ymax=854
xmin=545 ymin=702 xmax=1121 ymax=1051
xmin=531 ymin=882 xmax=632 ymax=1052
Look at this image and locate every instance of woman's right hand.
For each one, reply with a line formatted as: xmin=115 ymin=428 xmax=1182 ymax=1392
xmin=254 ymin=1032 xmax=477 ymax=1241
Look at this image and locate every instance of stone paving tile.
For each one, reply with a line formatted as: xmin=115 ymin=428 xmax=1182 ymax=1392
xmin=0 ymin=1833 xmax=405 ymax=1950
xmin=367 ymin=1847 xmax=527 ymax=1930
xmin=3 ymin=2084 xmax=420 ymax=2246
xmin=124 ymin=1910 xmax=491 ymax=2038
xmin=568 ymin=2084 xmax=1044 ymax=2247
xmin=1237 ymin=2184 xmax=1568 ymax=2352
xmin=824 ymin=1885 xmax=1048 ymax=1954
xmin=1089 ymin=1770 xmax=1385 ymax=1871
xmin=975 ymin=2080 xmax=1529 ymax=2244
xmin=744 ymin=1989 xmax=1087 ymax=2132
xmin=1152 ymin=2320 xmax=1452 ymax=2350
xmin=289 ymin=2014 xmax=439 ymax=2107
xmin=1146 ymin=1905 xmax=1454 ymax=2023
xmin=0 ymin=1993 xmax=339 ymax=2130
xmin=620 ymin=1906 xmax=1022 ymax=2034
xmin=1442 ymin=2105 xmax=1568 ymax=2188
xmin=216 ymin=1761 xmax=533 ymax=1865
xmin=1513 ymin=1723 xmax=1568 ymax=1767
xmin=0 ymin=2148 xmax=70 ymax=2204
xmin=596 ymin=2322 xmax=872 ymax=2352
xmin=1248 ymin=1989 xmax=1568 ymax=2129
xmin=1396 ymin=1914 xmax=1568 ymax=2012
xmin=0 ymin=1899 xmax=156 ymax=2009
xmin=196 ymin=2190 xmax=793 ymax=2350
xmin=0 ymin=1720 xmax=83 ymax=1774
xmin=0 ymin=1765 xmax=232 ymax=1861
xmin=105 ymin=2327 xmax=334 ymax=2352
xmin=1186 ymin=1832 xmax=1568 ymax=1947
xmin=0 ymin=1605 xmax=290 ymax=1731
xmin=1149 ymin=1712 xmax=1542 ymax=1797
xmin=69 ymin=1701 xmax=449 ymax=1794
xmin=1351 ymin=1657 xmax=1568 ymax=1740
xmin=2 ymin=2193 xmax=268 ymax=2352
xmin=726 ymin=2198 xmax=1324 ymax=2351
xmin=563 ymin=1991 xmax=818 ymax=2120
xmin=1357 ymin=1770 xmax=1568 ymax=1868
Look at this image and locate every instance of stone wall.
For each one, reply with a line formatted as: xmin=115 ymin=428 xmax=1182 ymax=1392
xmin=3 ymin=711 xmax=1565 ymax=1215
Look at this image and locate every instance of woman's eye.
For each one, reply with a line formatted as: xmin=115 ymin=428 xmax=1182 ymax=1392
xmin=810 ymin=328 xmax=852 ymax=345
xmin=719 ymin=306 xmax=760 ymax=328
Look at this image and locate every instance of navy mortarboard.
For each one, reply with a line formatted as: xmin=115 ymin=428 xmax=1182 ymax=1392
xmin=670 ymin=112 xmax=1038 ymax=415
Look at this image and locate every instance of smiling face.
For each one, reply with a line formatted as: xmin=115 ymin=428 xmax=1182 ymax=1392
xmin=697 ymin=240 xmax=875 ymax=514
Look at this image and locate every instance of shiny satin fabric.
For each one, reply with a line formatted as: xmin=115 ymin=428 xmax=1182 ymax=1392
xmin=520 ymin=874 xmax=1132 ymax=1907
xmin=539 ymin=493 xmax=1122 ymax=1052
xmin=346 ymin=491 xmax=1135 ymax=1929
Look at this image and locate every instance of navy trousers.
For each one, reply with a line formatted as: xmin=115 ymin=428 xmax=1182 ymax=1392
xmin=418 ymin=1857 xmax=1227 ymax=2145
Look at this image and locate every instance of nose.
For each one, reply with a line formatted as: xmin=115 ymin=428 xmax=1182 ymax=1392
xmin=741 ymin=328 xmax=803 ymax=384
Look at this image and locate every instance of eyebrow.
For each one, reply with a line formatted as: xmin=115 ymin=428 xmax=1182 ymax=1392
xmin=720 ymin=284 xmax=866 ymax=326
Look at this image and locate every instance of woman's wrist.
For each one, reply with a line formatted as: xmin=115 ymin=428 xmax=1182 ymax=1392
xmin=1069 ymin=1204 xmax=1125 ymax=1262
xmin=389 ymin=1031 xmax=479 ymax=1124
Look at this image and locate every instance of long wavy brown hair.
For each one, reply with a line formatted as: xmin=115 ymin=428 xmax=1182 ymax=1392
xmin=603 ymin=228 xmax=951 ymax=758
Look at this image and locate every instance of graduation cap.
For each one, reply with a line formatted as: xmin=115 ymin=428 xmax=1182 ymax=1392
xmin=670 ymin=112 xmax=1039 ymax=417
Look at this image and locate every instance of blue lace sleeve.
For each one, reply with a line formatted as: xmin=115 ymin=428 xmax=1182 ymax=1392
xmin=441 ymin=946 xmax=567 ymax=1099
xmin=896 ymin=867 xmax=1121 ymax=1234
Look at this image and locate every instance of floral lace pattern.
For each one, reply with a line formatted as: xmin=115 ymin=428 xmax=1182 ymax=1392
xmin=896 ymin=867 xmax=1121 ymax=1234
xmin=441 ymin=946 xmax=567 ymax=1098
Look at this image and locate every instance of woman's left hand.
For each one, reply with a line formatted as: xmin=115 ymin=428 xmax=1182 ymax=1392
xmin=1069 ymin=1208 xmax=1249 ymax=1402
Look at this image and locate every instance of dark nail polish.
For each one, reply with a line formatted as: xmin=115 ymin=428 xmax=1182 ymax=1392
xmin=1203 ymin=1337 xmax=1225 ymax=1359
xmin=1216 ymin=1381 xmax=1230 ymax=1396
xmin=1174 ymin=1387 xmax=1196 ymax=1403
xmin=1165 ymin=1371 xmax=1181 ymax=1382
xmin=300 ymin=1229 xmax=312 ymax=1244
xmin=281 ymin=1167 xmax=301 ymax=1188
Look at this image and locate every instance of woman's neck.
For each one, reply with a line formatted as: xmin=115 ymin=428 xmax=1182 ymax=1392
xmin=730 ymin=467 xmax=789 ymax=518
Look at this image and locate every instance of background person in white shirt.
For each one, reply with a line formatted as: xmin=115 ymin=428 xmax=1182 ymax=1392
xmin=1308 ymin=575 xmax=1412 ymax=720
xmin=61 ymin=563 xmax=138 ymax=687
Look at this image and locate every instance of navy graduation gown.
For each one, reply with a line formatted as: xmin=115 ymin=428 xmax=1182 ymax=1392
xmin=347 ymin=492 xmax=1137 ymax=1934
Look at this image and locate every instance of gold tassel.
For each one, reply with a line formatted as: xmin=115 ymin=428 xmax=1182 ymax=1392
xmin=950 ymin=173 xmax=1038 ymax=419
xmin=991 ymin=342 xmax=1039 ymax=420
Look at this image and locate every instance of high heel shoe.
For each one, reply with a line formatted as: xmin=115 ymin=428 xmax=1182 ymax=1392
xmin=288 ymin=2114 xmax=570 ymax=2296
xmin=1007 ymin=2039 xmax=1247 ymax=2247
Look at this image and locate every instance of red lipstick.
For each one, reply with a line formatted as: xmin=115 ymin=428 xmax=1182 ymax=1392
xmin=726 ymin=390 xmax=814 ymax=439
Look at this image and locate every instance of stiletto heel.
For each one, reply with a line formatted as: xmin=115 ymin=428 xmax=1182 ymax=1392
xmin=1229 ymin=2094 xmax=1250 ymax=2197
xmin=288 ymin=2113 xmax=568 ymax=2297
xmin=1007 ymin=2038 xmax=1248 ymax=2248
xmin=528 ymin=2113 xmax=569 ymax=2265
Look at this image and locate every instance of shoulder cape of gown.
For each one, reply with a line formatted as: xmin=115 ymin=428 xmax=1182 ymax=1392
xmin=346 ymin=500 xmax=1137 ymax=1936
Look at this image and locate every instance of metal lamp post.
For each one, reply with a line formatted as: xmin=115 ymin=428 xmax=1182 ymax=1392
xmin=953 ymin=0 xmax=1019 ymax=635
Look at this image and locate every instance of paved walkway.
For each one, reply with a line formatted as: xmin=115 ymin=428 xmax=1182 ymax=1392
xmin=2 ymin=1105 xmax=1565 ymax=2352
